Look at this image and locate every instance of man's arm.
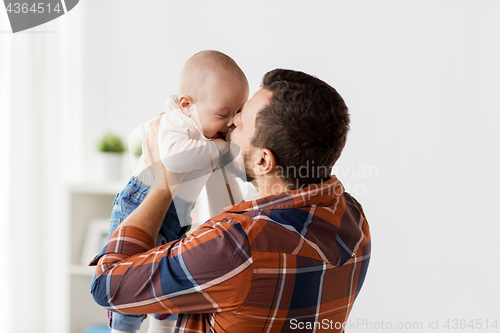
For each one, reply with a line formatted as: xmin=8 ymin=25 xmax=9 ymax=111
xmin=90 ymin=211 xmax=252 ymax=316
xmin=119 ymin=114 xmax=178 ymax=240
xmin=119 ymin=188 xmax=171 ymax=241
xmin=89 ymin=114 xmax=252 ymax=315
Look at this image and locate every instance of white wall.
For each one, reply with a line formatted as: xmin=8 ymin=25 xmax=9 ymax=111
xmin=2 ymin=1 xmax=499 ymax=332
xmin=76 ymin=1 xmax=500 ymax=329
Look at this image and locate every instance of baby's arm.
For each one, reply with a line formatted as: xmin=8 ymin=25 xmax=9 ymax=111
xmin=187 ymin=128 xmax=228 ymax=155
xmin=211 ymin=138 xmax=230 ymax=156
xmin=158 ymin=116 xmax=227 ymax=174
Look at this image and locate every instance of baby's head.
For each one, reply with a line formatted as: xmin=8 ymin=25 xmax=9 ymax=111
xmin=178 ymin=50 xmax=249 ymax=139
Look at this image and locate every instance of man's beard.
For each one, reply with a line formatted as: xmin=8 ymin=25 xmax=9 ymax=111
xmin=224 ymin=126 xmax=255 ymax=183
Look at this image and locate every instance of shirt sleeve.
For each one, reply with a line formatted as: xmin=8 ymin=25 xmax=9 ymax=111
xmin=90 ymin=220 xmax=253 ymax=315
xmin=158 ymin=112 xmax=220 ymax=174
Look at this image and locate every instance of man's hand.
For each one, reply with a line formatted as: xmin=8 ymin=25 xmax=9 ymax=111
xmin=119 ymin=114 xmax=184 ymax=240
xmin=142 ymin=113 xmax=168 ymax=189
xmin=187 ymin=126 xmax=200 ymax=139
xmin=142 ymin=113 xmax=186 ymax=194
xmin=212 ymin=138 xmax=230 ymax=156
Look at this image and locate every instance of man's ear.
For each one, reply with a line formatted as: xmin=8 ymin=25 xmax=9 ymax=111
xmin=253 ymin=148 xmax=276 ymax=176
xmin=178 ymin=95 xmax=194 ymax=116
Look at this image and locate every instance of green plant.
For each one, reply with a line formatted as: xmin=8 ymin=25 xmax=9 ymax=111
xmin=97 ymin=133 xmax=126 ymax=153
xmin=133 ymin=142 xmax=143 ymax=157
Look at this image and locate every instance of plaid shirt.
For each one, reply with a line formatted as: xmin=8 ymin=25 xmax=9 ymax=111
xmin=90 ymin=176 xmax=371 ymax=332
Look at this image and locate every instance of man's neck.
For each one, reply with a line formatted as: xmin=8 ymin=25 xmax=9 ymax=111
xmin=254 ymin=173 xmax=290 ymax=198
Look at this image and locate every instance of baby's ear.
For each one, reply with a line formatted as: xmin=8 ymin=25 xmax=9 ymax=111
xmin=178 ymin=95 xmax=194 ymax=116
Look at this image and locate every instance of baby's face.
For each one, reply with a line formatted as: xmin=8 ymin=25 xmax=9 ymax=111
xmin=194 ymin=74 xmax=249 ymax=139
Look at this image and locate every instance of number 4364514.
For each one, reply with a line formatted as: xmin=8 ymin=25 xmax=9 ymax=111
xmin=6 ymin=3 xmax=62 ymax=14
xmin=444 ymin=319 xmax=498 ymax=330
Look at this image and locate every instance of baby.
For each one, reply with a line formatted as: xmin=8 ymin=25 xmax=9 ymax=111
xmin=105 ymin=50 xmax=249 ymax=333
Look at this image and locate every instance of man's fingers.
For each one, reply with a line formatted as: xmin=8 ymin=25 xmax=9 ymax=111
xmin=143 ymin=113 xmax=168 ymax=189
xmin=142 ymin=139 xmax=148 ymax=162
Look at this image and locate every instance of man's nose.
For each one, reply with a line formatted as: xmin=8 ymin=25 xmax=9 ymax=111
xmin=230 ymin=112 xmax=241 ymax=129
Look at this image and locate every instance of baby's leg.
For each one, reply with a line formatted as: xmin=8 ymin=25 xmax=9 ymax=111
xmin=157 ymin=197 xmax=194 ymax=245
xmin=106 ymin=177 xmax=150 ymax=332
xmin=148 ymin=314 xmax=177 ymax=333
xmin=108 ymin=310 xmax=145 ymax=332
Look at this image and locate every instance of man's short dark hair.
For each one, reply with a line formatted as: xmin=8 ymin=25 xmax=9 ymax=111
xmin=252 ymin=69 xmax=350 ymax=189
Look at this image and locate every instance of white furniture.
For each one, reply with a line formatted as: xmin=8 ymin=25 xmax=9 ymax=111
xmin=66 ymin=181 xmax=123 ymax=333
xmin=63 ymin=173 xmax=253 ymax=332
xmin=64 ymin=181 xmax=211 ymax=333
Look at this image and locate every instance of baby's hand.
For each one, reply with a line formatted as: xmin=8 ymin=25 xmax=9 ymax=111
xmin=187 ymin=127 xmax=199 ymax=139
xmin=212 ymin=138 xmax=229 ymax=156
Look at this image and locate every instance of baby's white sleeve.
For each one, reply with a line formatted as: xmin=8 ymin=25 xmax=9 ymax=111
xmin=158 ymin=113 xmax=220 ymax=173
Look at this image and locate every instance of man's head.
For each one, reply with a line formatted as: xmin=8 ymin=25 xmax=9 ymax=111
xmin=227 ymin=69 xmax=350 ymax=192
xmin=178 ymin=50 xmax=249 ymax=139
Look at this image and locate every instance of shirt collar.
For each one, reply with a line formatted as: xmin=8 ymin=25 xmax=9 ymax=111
xmin=166 ymin=94 xmax=206 ymax=139
xmin=225 ymin=176 xmax=344 ymax=213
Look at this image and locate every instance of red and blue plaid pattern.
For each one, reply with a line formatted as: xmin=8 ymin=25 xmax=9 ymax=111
xmin=90 ymin=176 xmax=371 ymax=332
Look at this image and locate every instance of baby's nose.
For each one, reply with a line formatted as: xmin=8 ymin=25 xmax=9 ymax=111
xmin=226 ymin=117 xmax=234 ymax=128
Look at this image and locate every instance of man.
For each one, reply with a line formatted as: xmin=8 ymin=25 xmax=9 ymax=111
xmin=90 ymin=69 xmax=371 ymax=333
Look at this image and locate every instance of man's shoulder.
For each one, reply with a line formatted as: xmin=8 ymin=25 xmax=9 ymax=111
xmin=198 ymin=192 xmax=370 ymax=264
xmin=201 ymin=205 xmax=310 ymax=249
xmin=196 ymin=209 xmax=266 ymax=243
xmin=204 ymin=209 xmax=260 ymax=230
